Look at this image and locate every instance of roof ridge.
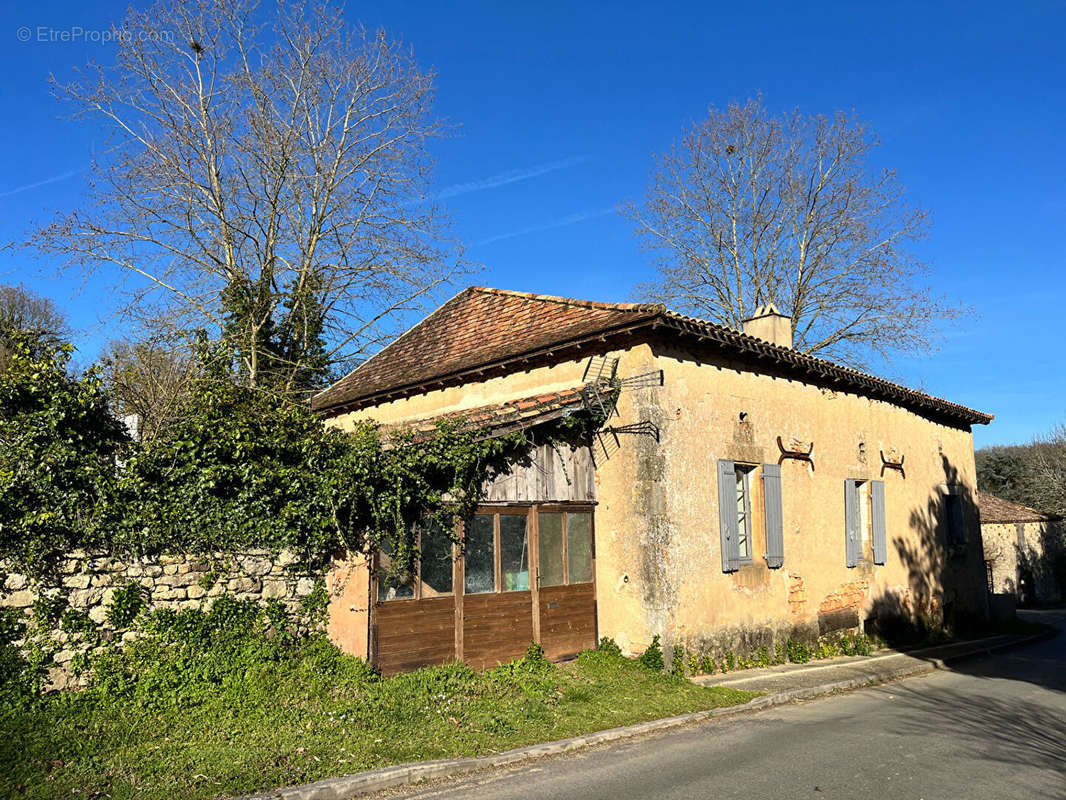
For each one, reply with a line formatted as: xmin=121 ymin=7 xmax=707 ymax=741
xmin=659 ymin=308 xmax=988 ymax=420
xmin=470 ymin=286 xmax=663 ymax=313
xmin=978 ymin=491 xmax=1061 ymax=520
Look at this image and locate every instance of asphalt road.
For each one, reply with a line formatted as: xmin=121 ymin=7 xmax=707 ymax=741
xmin=387 ymin=609 xmax=1066 ymax=800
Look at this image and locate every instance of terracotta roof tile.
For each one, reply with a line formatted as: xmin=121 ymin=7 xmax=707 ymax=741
xmin=386 ymin=385 xmax=607 ymax=442
xmin=978 ymin=491 xmax=1061 ymax=524
xmin=312 ymin=286 xmax=992 ymax=427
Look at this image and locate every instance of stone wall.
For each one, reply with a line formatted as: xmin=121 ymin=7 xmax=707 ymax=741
xmin=1 ymin=550 xmax=320 ymax=688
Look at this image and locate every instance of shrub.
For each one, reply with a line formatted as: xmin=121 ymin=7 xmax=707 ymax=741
xmin=786 ymin=639 xmax=811 ymax=664
xmin=106 ymin=582 xmax=149 ymax=628
xmin=637 ymin=635 xmax=664 ymax=672
xmin=670 ymin=644 xmax=686 ymax=677
xmin=595 ymin=636 xmax=623 ymax=657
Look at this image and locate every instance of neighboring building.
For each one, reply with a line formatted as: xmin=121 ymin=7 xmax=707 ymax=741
xmin=978 ymin=492 xmax=1064 ymax=604
xmin=313 ymin=287 xmax=993 ymax=674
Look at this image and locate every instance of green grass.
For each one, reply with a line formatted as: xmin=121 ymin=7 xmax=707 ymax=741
xmin=0 ymin=642 xmax=754 ymax=800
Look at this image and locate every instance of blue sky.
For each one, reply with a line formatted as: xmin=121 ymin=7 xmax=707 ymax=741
xmin=1 ymin=1 xmax=1063 ymax=448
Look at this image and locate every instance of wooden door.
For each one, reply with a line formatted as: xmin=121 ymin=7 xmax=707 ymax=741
xmin=533 ymin=507 xmax=597 ymax=660
xmin=461 ymin=508 xmax=535 ymax=669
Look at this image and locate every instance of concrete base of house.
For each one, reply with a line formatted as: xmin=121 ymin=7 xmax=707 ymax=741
xmin=236 ymin=629 xmax=1055 ymax=800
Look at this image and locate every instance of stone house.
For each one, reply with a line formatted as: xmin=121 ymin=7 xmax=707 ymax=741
xmin=978 ymin=492 xmax=1064 ymax=604
xmin=313 ymin=287 xmax=993 ymax=674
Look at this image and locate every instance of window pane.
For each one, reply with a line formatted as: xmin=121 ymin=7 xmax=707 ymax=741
xmin=500 ymin=514 xmax=530 ymax=591
xmin=420 ymin=520 xmax=453 ymax=597
xmin=566 ymin=512 xmax=593 ymax=584
xmin=538 ymin=513 xmax=565 ymax=587
xmin=464 ymin=514 xmax=495 ymax=594
xmin=734 ymin=467 xmax=751 ymax=560
xmin=378 ymin=538 xmax=414 ymax=602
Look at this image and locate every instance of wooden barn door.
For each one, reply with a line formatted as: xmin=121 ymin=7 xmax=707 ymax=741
xmin=460 ymin=507 xmax=536 ymax=669
xmin=533 ymin=507 xmax=597 ymax=660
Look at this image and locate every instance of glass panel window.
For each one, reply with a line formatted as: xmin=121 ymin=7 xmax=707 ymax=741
xmin=419 ymin=520 xmax=454 ymax=597
xmin=378 ymin=538 xmax=414 ymax=602
xmin=464 ymin=514 xmax=495 ymax=594
xmin=734 ymin=466 xmax=753 ymax=561
xmin=538 ymin=513 xmax=565 ymax=587
xmin=566 ymin=512 xmax=593 ymax=584
xmin=500 ymin=514 xmax=530 ymax=591
xmin=858 ymin=481 xmax=871 ymax=544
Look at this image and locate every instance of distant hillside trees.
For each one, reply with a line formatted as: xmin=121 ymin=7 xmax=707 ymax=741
xmin=976 ymin=431 xmax=1066 ymax=518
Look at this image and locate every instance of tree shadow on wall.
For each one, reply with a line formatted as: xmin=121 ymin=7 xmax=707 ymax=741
xmin=1016 ymin=521 xmax=1066 ymax=605
xmin=865 ymin=455 xmax=989 ymax=648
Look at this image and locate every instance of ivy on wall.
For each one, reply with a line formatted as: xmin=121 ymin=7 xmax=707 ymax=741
xmin=0 ymin=333 xmax=605 ymax=586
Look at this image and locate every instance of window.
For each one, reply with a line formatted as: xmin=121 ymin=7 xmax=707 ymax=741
xmin=538 ymin=513 xmax=565 ymax=587
xmin=734 ymin=465 xmax=755 ymax=563
xmin=537 ymin=510 xmax=594 ymax=587
xmin=845 ymin=479 xmax=887 ymax=567
xmin=566 ymin=512 xmax=594 ymax=583
xmin=378 ymin=520 xmax=454 ymax=602
xmin=500 ymin=514 xmax=530 ymax=591
xmin=945 ymin=492 xmax=966 ymax=545
xmin=464 ymin=513 xmax=496 ymax=594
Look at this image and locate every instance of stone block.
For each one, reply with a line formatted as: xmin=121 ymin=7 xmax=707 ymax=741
xmin=262 ymin=580 xmax=288 ymax=600
xmin=3 ymin=574 xmax=27 ymax=591
xmin=295 ymin=578 xmax=316 ymax=597
xmin=186 ymin=585 xmax=206 ymax=600
xmin=242 ymin=556 xmax=273 ymax=576
xmin=69 ymin=589 xmax=102 ymax=608
xmin=88 ymin=605 xmax=108 ymax=624
xmin=62 ymin=573 xmax=92 ymax=590
xmin=1 ymin=590 xmax=33 ymax=608
xmin=228 ymin=577 xmax=260 ymax=593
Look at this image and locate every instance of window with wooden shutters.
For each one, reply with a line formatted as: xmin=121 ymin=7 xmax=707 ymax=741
xmin=871 ymin=480 xmax=887 ymax=565
xmin=763 ymin=464 xmax=784 ymax=569
xmin=844 ymin=479 xmax=860 ymax=568
xmin=945 ymin=492 xmax=966 ymax=545
xmin=718 ymin=459 xmax=740 ymax=572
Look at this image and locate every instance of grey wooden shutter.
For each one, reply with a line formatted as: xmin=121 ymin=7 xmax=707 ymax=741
xmin=844 ymin=479 xmax=860 ymax=568
xmin=763 ymin=464 xmax=784 ymax=569
xmin=871 ymin=480 xmax=887 ymax=565
xmin=718 ymin=459 xmax=739 ymax=572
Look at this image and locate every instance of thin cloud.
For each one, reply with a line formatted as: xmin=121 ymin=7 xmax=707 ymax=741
xmin=476 ymin=206 xmax=616 ymax=246
xmin=438 ymin=156 xmax=587 ymax=200
xmin=0 ymin=166 xmax=85 ymax=199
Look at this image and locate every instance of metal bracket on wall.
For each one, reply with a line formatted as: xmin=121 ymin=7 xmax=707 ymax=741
xmin=880 ymin=450 xmax=905 ymax=478
xmin=777 ymin=436 xmax=815 ymax=470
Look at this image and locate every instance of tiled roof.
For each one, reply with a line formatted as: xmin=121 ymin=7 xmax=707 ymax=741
xmin=978 ymin=492 xmax=1061 ymax=524
xmin=387 ymin=385 xmax=606 ymax=442
xmin=312 ymin=286 xmax=992 ymax=426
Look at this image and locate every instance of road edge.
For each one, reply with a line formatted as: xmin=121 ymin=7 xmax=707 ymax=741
xmin=239 ymin=629 xmax=1054 ymax=800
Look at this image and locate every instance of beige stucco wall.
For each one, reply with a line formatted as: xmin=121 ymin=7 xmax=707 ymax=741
xmin=326 ymin=357 xmax=593 ymax=430
xmin=324 ymin=337 xmax=989 ymax=663
xmin=592 ymin=341 xmax=987 ymax=657
xmin=982 ymin=520 xmax=1064 ymax=602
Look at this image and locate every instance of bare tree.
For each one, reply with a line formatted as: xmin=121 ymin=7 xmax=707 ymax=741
xmin=101 ymin=338 xmax=198 ymax=441
xmin=0 ymin=283 xmax=70 ymax=370
xmin=625 ymin=97 xmax=962 ymax=368
xmin=34 ymin=0 xmax=464 ymax=393
xmin=1027 ymin=426 xmax=1066 ymax=519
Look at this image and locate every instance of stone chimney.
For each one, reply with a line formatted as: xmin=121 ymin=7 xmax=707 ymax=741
xmin=741 ymin=303 xmax=792 ymax=349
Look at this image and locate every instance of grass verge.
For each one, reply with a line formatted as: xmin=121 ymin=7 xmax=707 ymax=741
xmin=1 ymin=617 xmax=754 ymax=800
